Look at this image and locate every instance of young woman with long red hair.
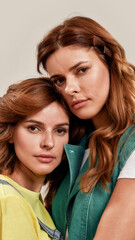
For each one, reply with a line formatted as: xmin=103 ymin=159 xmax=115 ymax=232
xmin=37 ymin=16 xmax=135 ymax=240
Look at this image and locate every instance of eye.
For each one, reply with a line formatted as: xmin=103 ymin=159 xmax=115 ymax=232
xmin=53 ymin=77 xmax=65 ymax=87
xmin=55 ymin=128 xmax=68 ymax=136
xmin=77 ymin=67 xmax=88 ymax=75
xmin=27 ymin=125 xmax=41 ymax=133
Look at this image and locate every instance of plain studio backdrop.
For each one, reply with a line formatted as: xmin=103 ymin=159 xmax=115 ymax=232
xmin=0 ymin=0 xmax=135 ymax=96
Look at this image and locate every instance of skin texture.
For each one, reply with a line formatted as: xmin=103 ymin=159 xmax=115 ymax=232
xmin=46 ymin=46 xmax=110 ymax=129
xmin=93 ymin=178 xmax=135 ymax=240
xmin=46 ymin=46 xmax=135 ymax=240
xmin=9 ymin=102 xmax=69 ymax=192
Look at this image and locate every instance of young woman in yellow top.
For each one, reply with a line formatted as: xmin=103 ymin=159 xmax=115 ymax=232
xmin=0 ymin=77 xmax=69 ymax=240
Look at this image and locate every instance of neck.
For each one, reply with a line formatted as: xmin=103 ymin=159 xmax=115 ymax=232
xmin=4 ymin=164 xmax=45 ymax=192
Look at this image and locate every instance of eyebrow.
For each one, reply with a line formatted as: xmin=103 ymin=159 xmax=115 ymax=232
xmin=25 ymin=120 xmax=69 ymax=127
xmin=50 ymin=61 xmax=88 ymax=79
xmin=55 ymin=123 xmax=69 ymax=127
xmin=68 ymin=61 xmax=88 ymax=71
xmin=25 ymin=120 xmax=43 ymax=125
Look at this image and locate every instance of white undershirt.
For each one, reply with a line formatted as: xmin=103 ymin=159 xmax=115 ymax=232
xmin=118 ymin=150 xmax=135 ymax=179
xmin=80 ymin=149 xmax=135 ymax=179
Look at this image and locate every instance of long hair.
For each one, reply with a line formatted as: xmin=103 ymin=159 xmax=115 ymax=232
xmin=0 ymin=77 xmax=71 ymax=209
xmin=37 ymin=16 xmax=135 ymax=192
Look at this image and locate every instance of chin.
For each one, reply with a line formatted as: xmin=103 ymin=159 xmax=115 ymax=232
xmin=74 ymin=113 xmax=93 ymax=120
xmin=73 ymin=108 xmax=99 ymax=120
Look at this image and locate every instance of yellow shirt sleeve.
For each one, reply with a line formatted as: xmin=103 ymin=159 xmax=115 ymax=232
xmin=0 ymin=195 xmax=41 ymax=240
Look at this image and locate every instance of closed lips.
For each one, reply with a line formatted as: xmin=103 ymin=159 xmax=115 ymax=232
xmin=72 ymin=99 xmax=88 ymax=106
xmin=36 ymin=154 xmax=55 ymax=158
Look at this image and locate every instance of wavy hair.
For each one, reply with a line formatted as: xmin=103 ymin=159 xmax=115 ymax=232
xmin=37 ymin=16 xmax=135 ymax=192
xmin=0 ymin=77 xmax=71 ymax=209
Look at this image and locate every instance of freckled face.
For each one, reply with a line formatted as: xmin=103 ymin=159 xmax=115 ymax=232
xmin=46 ymin=46 xmax=110 ymax=127
xmin=11 ymin=102 xmax=69 ymax=178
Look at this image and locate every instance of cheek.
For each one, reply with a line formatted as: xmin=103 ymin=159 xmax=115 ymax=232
xmin=100 ymin=71 xmax=110 ymax=99
xmin=14 ymin=139 xmax=29 ymax=155
xmin=56 ymin=137 xmax=69 ymax=154
xmin=61 ymin=137 xmax=69 ymax=148
xmin=59 ymin=91 xmax=71 ymax=104
xmin=58 ymin=88 xmax=65 ymax=97
xmin=90 ymin=70 xmax=110 ymax=97
xmin=13 ymin=131 xmax=32 ymax=153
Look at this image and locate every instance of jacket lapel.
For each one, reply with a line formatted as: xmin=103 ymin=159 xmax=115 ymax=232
xmin=64 ymin=135 xmax=89 ymax=198
xmin=69 ymin=157 xmax=89 ymax=200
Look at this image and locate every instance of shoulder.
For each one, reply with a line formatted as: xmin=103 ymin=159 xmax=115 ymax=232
xmin=0 ymin=189 xmax=39 ymax=230
xmin=0 ymin=195 xmax=40 ymax=240
xmin=117 ymin=125 xmax=135 ymax=168
xmin=0 ymin=176 xmax=23 ymax=199
xmin=0 ymin=189 xmax=32 ymax=214
xmin=0 ymin=178 xmax=34 ymax=216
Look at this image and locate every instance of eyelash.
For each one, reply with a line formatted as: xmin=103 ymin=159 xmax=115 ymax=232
xmin=52 ymin=66 xmax=88 ymax=87
xmin=53 ymin=77 xmax=65 ymax=86
xmin=27 ymin=125 xmax=40 ymax=132
xmin=76 ymin=67 xmax=88 ymax=75
xmin=27 ymin=126 xmax=68 ymax=135
xmin=55 ymin=128 xmax=68 ymax=135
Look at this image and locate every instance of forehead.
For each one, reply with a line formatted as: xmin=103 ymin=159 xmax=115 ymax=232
xmin=46 ymin=45 xmax=91 ymax=74
xmin=15 ymin=102 xmax=69 ymax=129
xmin=29 ymin=102 xmax=69 ymax=120
xmin=28 ymin=101 xmax=68 ymax=120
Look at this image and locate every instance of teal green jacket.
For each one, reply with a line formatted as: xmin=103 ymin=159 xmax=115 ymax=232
xmin=52 ymin=125 xmax=135 ymax=240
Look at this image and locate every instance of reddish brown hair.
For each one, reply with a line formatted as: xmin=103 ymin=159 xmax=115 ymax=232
xmin=0 ymin=77 xmax=70 ymax=210
xmin=37 ymin=16 xmax=135 ymax=193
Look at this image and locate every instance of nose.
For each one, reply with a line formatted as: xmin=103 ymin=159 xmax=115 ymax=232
xmin=40 ymin=132 xmax=54 ymax=149
xmin=65 ymin=76 xmax=80 ymax=96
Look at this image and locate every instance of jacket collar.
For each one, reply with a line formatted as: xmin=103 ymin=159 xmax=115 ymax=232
xmin=64 ymin=135 xmax=89 ymax=195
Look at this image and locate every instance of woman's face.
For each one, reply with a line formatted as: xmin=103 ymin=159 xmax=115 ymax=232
xmin=46 ymin=46 xmax=110 ymax=128
xmin=11 ymin=102 xmax=69 ymax=180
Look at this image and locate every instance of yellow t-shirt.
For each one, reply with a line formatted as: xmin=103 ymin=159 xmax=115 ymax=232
xmin=0 ymin=175 xmax=55 ymax=240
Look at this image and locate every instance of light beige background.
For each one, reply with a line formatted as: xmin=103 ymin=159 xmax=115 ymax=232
xmin=0 ymin=0 xmax=135 ymax=96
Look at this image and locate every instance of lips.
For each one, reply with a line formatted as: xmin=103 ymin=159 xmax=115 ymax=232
xmin=71 ymin=99 xmax=89 ymax=109
xmin=35 ymin=154 xmax=56 ymax=163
